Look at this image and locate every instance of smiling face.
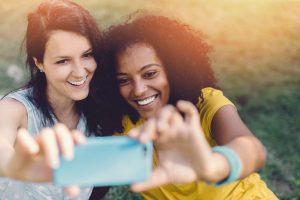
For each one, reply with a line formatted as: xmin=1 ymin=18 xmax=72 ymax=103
xmin=116 ymin=43 xmax=170 ymax=119
xmin=34 ymin=30 xmax=97 ymax=104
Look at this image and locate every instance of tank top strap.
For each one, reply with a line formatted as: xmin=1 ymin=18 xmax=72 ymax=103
xmin=6 ymin=88 xmax=45 ymax=135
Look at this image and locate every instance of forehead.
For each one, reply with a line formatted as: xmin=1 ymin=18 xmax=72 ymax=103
xmin=45 ymin=30 xmax=91 ymax=57
xmin=120 ymin=43 xmax=155 ymax=55
xmin=116 ymin=43 xmax=162 ymax=72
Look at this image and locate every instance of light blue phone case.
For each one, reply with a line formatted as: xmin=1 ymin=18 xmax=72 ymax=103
xmin=53 ymin=136 xmax=153 ymax=187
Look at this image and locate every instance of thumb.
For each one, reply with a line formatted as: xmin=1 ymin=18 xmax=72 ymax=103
xmin=63 ymin=186 xmax=81 ymax=197
xmin=176 ymin=100 xmax=200 ymax=126
xmin=15 ymin=128 xmax=40 ymax=155
xmin=130 ymin=167 xmax=169 ymax=192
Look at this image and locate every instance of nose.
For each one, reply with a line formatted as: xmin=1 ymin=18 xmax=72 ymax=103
xmin=132 ymin=80 xmax=147 ymax=97
xmin=72 ymin=60 xmax=86 ymax=77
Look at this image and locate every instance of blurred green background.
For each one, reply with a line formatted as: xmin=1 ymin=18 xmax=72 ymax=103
xmin=0 ymin=0 xmax=299 ymax=199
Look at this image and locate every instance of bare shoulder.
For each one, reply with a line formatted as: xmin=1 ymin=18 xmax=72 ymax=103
xmin=211 ymin=104 xmax=253 ymax=144
xmin=0 ymin=97 xmax=28 ymax=130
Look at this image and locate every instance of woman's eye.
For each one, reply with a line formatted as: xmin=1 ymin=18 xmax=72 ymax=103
xmin=117 ymin=77 xmax=130 ymax=86
xmin=55 ymin=59 xmax=68 ymax=65
xmin=83 ymin=52 xmax=94 ymax=59
xmin=143 ymin=71 xmax=158 ymax=79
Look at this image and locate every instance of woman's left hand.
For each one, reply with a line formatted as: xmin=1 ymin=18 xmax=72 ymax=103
xmin=129 ymin=100 xmax=215 ymax=192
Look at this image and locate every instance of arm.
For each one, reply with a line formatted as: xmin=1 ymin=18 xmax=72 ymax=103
xmin=209 ymin=105 xmax=266 ymax=181
xmin=0 ymin=98 xmax=86 ymax=195
xmin=0 ymin=98 xmax=27 ymax=176
xmin=129 ymin=100 xmax=267 ymax=191
xmin=0 ymin=98 xmax=86 ymax=184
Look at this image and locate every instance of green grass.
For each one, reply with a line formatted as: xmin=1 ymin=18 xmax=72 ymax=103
xmin=237 ymin=85 xmax=300 ymax=199
xmin=0 ymin=0 xmax=299 ymax=199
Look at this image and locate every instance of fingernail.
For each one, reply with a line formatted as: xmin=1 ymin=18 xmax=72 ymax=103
xmin=64 ymin=152 xmax=74 ymax=161
xmin=29 ymin=143 xmax=39 ymax=153
xmin=52 ymin=159 xmax=60 ymax=169
xmin=157 ymin=122 xmax=164 ymax=131
xmin=141 ymin=134 xmax=148 ymax=144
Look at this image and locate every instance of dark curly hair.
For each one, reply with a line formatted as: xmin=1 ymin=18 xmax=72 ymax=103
xmin=91 ymin=11 xmax=217 ymax=135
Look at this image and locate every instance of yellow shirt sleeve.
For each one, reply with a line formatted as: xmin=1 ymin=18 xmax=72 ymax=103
xmin=197 ymin=87 xmax=235 ymax=146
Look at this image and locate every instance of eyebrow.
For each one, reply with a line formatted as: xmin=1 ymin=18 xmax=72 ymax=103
xmin=117 ymin=63 xmax=161 ymax=76
xmin=82 ymin=48 xmax=93 ymax=54
xmin=53 ymin=48 xmax=93 ymax=59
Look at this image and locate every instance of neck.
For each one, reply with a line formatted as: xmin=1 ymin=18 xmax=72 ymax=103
xmin=48 ymin=94 xmax=79 ymax=130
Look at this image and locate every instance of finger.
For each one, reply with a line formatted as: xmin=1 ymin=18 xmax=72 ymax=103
xmin=36 ymin=128 xmax=60 ymax=169
xmin=140 ymin=118 xmax=157 ymax=143
xmin=130 ymin=167 xmax=168 ymax=192
xmin=15 ymin=128 xmax=39 ymax=155
xmin=156 ymin=105 xmax=183 ymax=142
xmin=63 ymin=185 xmax=80 ymax=197
xmin=156 ymin=105 xmax=176 ymax=133
xmin=128 ymin=118 xmax=157 ymax=143
xmin=128 ymin=126 xmax=142 ymax=139
xmin=176 ymin=100 xmax=199 ymax=124
xmin=54 ymin=124 xmax=74 ymax=161
xmin=71 ymin=130 xmax=87 ymax=145
xmin=168 ymin=110 xmax=184 ymax=130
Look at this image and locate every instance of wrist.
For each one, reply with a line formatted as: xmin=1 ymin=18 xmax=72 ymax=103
xmin=198 ymin=150 xmax=231 ymax=183
xmin=0 ymin=162 xmax=10 ymax=177
xmin=0 ymin=147 xmax=15 ymax=178
xmin=211 ymin=146 xmax=243 ymax=186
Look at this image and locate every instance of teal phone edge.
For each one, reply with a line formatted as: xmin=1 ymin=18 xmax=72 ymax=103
xmin=53 ymin=136 xmax=153 ymax=187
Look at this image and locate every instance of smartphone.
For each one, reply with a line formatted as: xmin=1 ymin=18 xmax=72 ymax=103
xmin=53 ymin=136 xmax=153 ymax=187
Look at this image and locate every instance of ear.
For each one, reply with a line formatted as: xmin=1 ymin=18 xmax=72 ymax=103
xmin=33 ymin=57 xmax=44 ymax=72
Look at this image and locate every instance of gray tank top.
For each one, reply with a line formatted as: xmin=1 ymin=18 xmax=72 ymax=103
xmin=0 ymin=88 xmax=92 ymax=200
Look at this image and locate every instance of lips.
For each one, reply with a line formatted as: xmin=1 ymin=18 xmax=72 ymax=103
xmin=135 ymin=94 xmax=158 ymax=106
xmin=67 ymin=76 xmax=87 ymax=86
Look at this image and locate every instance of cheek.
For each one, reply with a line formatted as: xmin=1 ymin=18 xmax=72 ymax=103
xmin=158 ymin=77 xmax=170 ymax=94
xmin=85 ymin=59 xmax=97 ymax=73
xmin=161 ymin=80 xmax=170 ymax=103
xmin=46 ymin=66 xmax=70 ymax=81
xmin=119 ymin=86 xmax=129 ymax=100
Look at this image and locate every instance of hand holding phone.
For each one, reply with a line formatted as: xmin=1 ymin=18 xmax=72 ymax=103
xmin=53 ymin=136 xmax=153 ymax=187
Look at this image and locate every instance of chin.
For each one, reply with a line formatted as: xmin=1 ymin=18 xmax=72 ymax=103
xmin=140 ymin=111 xmax=155 ymax=120
xmin=71 ymin=91 xmax=89 ymax=101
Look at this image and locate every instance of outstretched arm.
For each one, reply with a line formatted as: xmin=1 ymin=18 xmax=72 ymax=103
xmin=0 ymin=98 xmax=27 ymax=177
xmin=211 ymin=104 xmax=266 ymax=180
xmin=129 ymin=100 xmax=266 ymax=191
xmin=0 ymin=98 xmax=86 ymax=196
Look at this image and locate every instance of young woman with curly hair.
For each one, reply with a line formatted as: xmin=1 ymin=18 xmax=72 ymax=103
xmin=91 ymin=12 xmax=278 ymax=200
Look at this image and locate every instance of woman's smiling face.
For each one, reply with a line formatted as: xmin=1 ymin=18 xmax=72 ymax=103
xmin=116 ymin=43 xmax=170 ymax=119
xmin=34 ymin=30 xmax=97 ymax=103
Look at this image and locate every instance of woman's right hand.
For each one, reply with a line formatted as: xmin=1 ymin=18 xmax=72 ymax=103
xmin=3 ymin=123 xmax=86 ymax=196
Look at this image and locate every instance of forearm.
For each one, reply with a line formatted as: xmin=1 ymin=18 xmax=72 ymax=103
xmin=205 ymin=135 xmax=266 ymax=183
xmin=207 ymin=105 xmax=267 ymax=183
xmin=226 ymin=135 xmax=267 ymax=178
xmin=0 ymin=141 xmax=15 ymax=177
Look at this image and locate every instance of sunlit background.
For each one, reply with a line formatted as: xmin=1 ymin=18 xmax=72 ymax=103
xmin=0 ymin=0 xmax=299 ymax=199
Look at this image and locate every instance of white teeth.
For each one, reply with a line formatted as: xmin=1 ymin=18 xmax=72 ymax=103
xmin=68 ymin=77 xmax=87 ymax=86
xmin=137 ymin=95 xmax=157 ymax=106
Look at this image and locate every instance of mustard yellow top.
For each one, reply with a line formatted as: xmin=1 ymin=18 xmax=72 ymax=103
xmin=119 ymin=87 xmax=278 ymax=200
